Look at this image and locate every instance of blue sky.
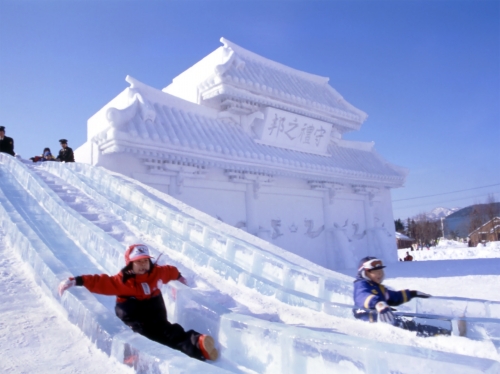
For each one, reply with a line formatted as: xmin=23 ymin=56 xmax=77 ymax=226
xmin=0 ymin=0 xmax=498 ymax=220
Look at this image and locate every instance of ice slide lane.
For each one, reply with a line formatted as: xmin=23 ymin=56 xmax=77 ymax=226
xmin=27 ymin=160 xmax=500 ymax=366
xmin=0 ymin=156 xmax=497 ymax=373
xmin=0 ymin=160 xmax=229 ymax=373
xmin=41 ymin=162 xmax=500 ymax=336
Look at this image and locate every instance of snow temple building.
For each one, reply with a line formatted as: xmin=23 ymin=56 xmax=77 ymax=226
xmin=75 ymin=38 xmax=407 ymax=270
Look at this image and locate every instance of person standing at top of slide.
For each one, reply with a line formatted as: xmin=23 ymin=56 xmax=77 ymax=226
xmin=0 ymin=126 xmax=15 ymax=156
xmin=56 ymin=138 xmax=75 ymax=162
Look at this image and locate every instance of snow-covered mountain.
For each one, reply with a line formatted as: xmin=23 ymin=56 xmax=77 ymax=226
xmin=426 ymin=207 xmax=461 ymax=220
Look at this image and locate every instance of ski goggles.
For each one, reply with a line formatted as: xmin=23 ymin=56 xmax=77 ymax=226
xmin=359 ymin=258 xmax=385 ymax=271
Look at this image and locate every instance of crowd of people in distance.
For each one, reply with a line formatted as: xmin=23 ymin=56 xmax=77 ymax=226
xmin=0 ymin=126 xmax=75 ymax=163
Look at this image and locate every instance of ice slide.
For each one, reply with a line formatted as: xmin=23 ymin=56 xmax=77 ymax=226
xmin=0 ymin=154 xmax=498 ymax=373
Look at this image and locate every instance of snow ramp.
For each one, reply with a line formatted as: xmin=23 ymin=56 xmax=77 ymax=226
xmin=0 ymin=154 xmax=498 ymax=373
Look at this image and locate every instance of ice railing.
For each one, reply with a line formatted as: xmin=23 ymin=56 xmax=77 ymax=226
xmin=41 ymin=161 xmax=354 ymax=306
xmin=39 ymin=161 xmax=500 ymax=348
xmin=0 ymin=156 xmax=124 ymax=274
xmin=2 ymin=156 xmax=500 ymax=372
xmin=42 ymin=162 xmax=500 ymax=320
xmin=161 ymin=280 xmax=500 ymax=373
xmin=0 ymin=156 xmax=227 ymax=373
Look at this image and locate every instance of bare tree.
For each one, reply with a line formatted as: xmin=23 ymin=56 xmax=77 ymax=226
xmin=469 ymin=206 xmax=484 ymax=235
xmin=411 ymin=213 xmax=441 ymax=246
xmin=485 ymin=194 xmax=499 ymax=240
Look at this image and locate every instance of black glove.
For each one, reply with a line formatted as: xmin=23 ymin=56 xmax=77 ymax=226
xmin=410 ymin=290 xmax=431 ymax=298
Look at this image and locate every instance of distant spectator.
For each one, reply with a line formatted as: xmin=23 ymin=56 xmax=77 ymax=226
xmin=30 ymin=147 xmax=55 ymax=162
xmin=0 ymin=126 xmax=15 ymax=156
xmin=56 ymin=139 xmax=75 ymax=163
xmin=404 ymin=252 xmax=413 ymax=261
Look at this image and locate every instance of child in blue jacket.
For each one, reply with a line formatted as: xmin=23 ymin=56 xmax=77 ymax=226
xmin=353 ymin=256 xmax=449 ymax=336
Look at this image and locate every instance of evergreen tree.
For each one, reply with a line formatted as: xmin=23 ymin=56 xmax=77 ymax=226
xmin=394 ymin=218 xmax=405 ymax=233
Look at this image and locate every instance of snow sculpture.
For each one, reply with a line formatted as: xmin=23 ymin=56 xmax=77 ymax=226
xmin=75 ymin=37 xmax=407 ymax=270
xmin=328 ymin=225 xmax=356 ymax=270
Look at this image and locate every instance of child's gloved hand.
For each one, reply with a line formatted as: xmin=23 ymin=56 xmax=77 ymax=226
xmin=410 ymin=290 xmax=431 ymax=298
xmin=177 ymin=276 xmax=188 ymax=286
xmin=58 ymin=278 xmax=76 ymax=296
xmin=376 ymin=301 xmax=395 ymax=325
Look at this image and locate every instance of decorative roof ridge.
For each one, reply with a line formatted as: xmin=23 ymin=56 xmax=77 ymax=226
xmin=206 ymin=84 xmax=361 ymax=129
xmin=219 ymin=38 xmax=367 ymax=123
xmin=369 ymin=148 xmax=409 ymax=179
xmin=220 ymin=37 xmax=330 ymax=86
xmin=324 ymin=85 xmax=368 ymax=122
xmin=125 ymin=75 xmax=218 ymax=119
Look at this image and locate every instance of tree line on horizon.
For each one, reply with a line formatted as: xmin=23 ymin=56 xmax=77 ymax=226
xmin=394 ymin=194 xmax=499 ymax=244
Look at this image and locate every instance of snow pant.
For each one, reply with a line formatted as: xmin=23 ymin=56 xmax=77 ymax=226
xmin=395 ymin=315 xmax=451 ymax=337
xmin=353 ymin=309 xmax=452 ymax=337
xmin=115 ymin=293 xmax=206 ymax=360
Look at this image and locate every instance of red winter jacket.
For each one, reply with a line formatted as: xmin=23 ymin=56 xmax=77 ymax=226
xmin=76 ymin=264 xmax=180 ymax=303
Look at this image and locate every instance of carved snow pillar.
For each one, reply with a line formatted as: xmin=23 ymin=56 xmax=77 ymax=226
xmin=168 ymin=175 xmax=181 ymax=195
xmin=364 ymin=191 xmax=375 ymax=230
xmin=309 ymin=181 xmax=344 ymax=269
xmin=245 ymin=182 xmax=259 ymax=235
xmin=225 ymin=171 xmax=274 ymax=236
xmin=353 ymin=185 xmax=376 ymax=228
xmin=139 ymin=161 xmax=207 ymax=196
xmin=353 ymin=185 xmax=379 ymax=255
xmin=323 ymin=189 xmax=336 ymax=269
xmin=322 ymin=184 xmax=344 ymax=232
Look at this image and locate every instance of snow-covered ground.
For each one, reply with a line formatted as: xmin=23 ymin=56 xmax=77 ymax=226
xmin=0 ymin=234 xmax=133 ymax=374
xmin=2 ymin=240 xmax=499 ymax=373
xmin=398 ymin=240 xmax=500 ymax=261
xmin=0 ymin=156 xmax=499 ymax=373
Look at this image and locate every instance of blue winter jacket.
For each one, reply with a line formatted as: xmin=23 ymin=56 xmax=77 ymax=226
xmin=352 ymin=274 xmax=412 ymax=322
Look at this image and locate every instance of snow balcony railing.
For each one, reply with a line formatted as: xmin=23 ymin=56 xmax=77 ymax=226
xmin=0 ymin=155 xmax=228 ymax=373
xmin=42 ymin=162 xmax=500 ymax=320
xmin=3 ymin=155 xmax=500 ymax=372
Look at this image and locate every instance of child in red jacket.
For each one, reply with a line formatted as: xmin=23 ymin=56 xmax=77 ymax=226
xmin=58 ymin=244 xmax=218 ymax=361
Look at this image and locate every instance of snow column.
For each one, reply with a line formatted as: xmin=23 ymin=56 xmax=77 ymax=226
xmin=355 ymin=186 xmax=379 ymax=258
xmin=323 ymin=188 xmax=336 ymax=269
xmin=322 ymin=183 xmax=350 ymax=269
xmin=245 ymin=182 xmax=258 ymax=235
xmin=168 ymin=175 xmax=182 ymax=195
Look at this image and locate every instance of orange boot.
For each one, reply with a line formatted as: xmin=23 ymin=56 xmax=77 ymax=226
xmin=198 ymin=335 xmax=218 ymax=361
